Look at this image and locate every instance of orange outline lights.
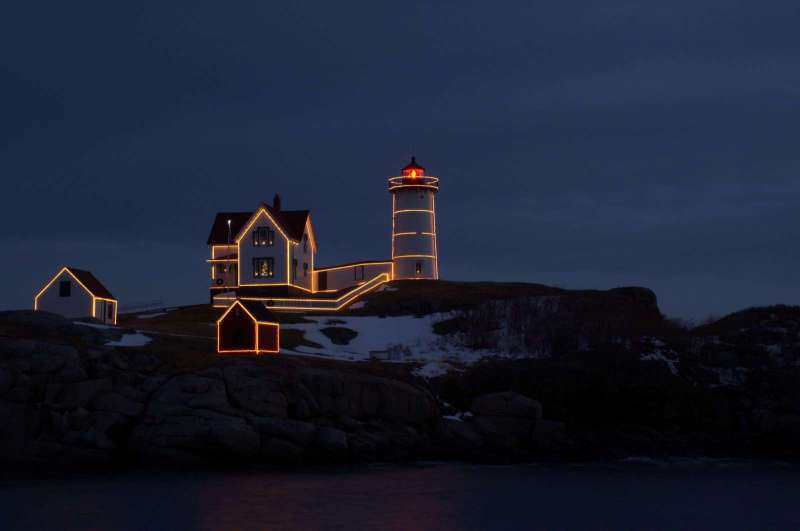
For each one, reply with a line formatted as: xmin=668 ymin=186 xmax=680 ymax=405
xmin=314 ymin=261 xmax=393 ymax=273
xmin=213 ymin=272 xmax=390 ymax=312
xmin=231 ymin=206 xmax=318 ymax=292
xmin=388 ymin=175 xmax=439 ymax=191
xmin=235 ymin=207 xmax=291 ymax=288
xmin=33 ymin=267 xmax=118 ymax=325
xmin=210 ymin=244 xmax=239 ymax=289
xmin=216 ymin=300 xmax=280 ymax=354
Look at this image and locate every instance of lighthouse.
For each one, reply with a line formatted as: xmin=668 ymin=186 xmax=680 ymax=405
xmin=389 ymin=157 xmax=440 ymax=280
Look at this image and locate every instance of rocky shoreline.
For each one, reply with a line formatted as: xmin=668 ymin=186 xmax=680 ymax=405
xmin=1 ymin=306 xmax=800 ymax=469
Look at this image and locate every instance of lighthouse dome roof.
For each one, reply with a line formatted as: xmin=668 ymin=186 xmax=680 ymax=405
xmin=401 ymin=156 xmax=425 ymax=175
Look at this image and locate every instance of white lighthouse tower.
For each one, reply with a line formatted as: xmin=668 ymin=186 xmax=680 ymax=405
xmin=389 ymin=157 xmax=440 ymax=280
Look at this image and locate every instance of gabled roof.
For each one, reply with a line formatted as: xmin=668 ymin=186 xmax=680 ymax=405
xmin=224 ymin=299 xmax=277 ymax=323
xmin=276 ymin=209 xmax=311 ymax=242
xmin=207 ymin=205 xmax=311 ymax=245
xmin=402 ymin=156 xmax=425 ymax=174
xmin=207 ymin=212 xmax=254 ymax=245
xmin=63 ymin=267 xmax=115 ymax=299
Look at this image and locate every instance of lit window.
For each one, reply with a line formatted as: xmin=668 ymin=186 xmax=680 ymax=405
xmin=415 ymin=262 xmax=423 ymax=275
xmin=59 ymin=280 xmax=71 ymax=297
xmin=253 ymin=257 xmax=274 ymax=278
xmin=253 ymin=227 xmax=274 ymax=247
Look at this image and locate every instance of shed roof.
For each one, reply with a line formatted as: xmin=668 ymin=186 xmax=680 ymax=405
xmin=64 ymin=267 xmax=116 ymax=300
xmin=230 ymin=299 xmax=277 ymax=323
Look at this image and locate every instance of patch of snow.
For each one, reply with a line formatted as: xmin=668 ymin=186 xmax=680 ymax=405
xmin=286 ymin=314 xmax=505 ymax=364
xmin=442 ymin=411 xmax=473 ymax=422
xmin=413 ymin=361 xmax=453 ymax=378
xmin=714 ymin=367 xmax=746 ymax=386
xmin=640 ymin=351 xmax=679 ymax=375
xmin=136 ymin=312 xmax=166 ymax=319
xmin=107 ymin=333 xmax=152 ymax=347
xmin=348 ymin=301 xmax=366 ymax=310
xmin=74 ymin=321 xmax=115 ymax=330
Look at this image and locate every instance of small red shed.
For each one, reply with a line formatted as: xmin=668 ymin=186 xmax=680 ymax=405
xmin=216 ymin=299 xmax=280 ymax=354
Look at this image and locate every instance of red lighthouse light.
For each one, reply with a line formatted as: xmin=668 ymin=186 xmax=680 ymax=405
xmin=401 ymin=156 xmax=425 ymax=178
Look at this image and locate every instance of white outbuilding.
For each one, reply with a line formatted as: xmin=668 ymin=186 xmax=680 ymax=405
xmin=34 ymin=267 xmax=118 ymax=324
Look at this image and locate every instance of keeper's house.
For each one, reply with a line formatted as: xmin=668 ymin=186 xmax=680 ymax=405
xmin=206 ymin=158 xmax=440 ymax=312
xmin=217 ymin=299 xmax=280 ymax=354
xmin=34 ymin=267 xmax=118 ymax=324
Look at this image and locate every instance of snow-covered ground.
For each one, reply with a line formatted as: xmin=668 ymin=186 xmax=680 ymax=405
xmin=284 ymin=314 xmax=502 ymax=373
xmin=413 ymin=361 xmax=453 ymax=378
xmin=640 ymin=337 xmax=679 ymax=375
xmin=640 ymin=351 xmax=679 ymax=375
xmin=107 ymin=333 xmax=152 ymax=347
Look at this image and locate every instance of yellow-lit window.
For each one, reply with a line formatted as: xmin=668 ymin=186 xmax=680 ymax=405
xmin=253 ymin=227 xmax=274 ymax=247
xmin=253 ymin=257 xmax=274 ymax=278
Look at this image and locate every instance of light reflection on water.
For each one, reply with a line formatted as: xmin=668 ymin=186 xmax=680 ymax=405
xmin=1 ymin=461 xmax=799 ymax=530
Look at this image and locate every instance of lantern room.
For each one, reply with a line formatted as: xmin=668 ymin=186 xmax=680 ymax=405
xmin=401 ymin=157 xmax=426 ymax=178
xmin=389 ymin=157 xmax=439 ymax=191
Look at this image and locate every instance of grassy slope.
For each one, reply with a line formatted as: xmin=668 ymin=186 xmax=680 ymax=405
xmin=112 ymin=279 xmax=660 ymax=372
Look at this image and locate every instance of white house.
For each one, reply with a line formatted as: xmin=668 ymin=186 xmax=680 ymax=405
xmin=207 ymin=158 xmax=440 ymax=311
xmin=34 ymin=267 xmax=118 ymax=324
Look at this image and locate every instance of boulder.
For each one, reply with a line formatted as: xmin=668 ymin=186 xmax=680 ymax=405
xmin=530 ymin=419 xmax=567 ymax=448
xmin=149 ymin=373 xmax=236 ymax=417
xmin=298 ymin=368 xmax=438 ymax=424
xmin=131 ymin=408 xmax=260 ymax=460
xmin=472 ymin=416 xmax=534 ymax=439
xmin=438 ymin=418 xmax=484 ymax=452
xmin=92 ymin=392 xmax=144 ymax=418
xmin=260 ymin=437 xmax=304 ymax=460
xmin=472 ymin=392 xmax=542 ymax=420
xmin=223 ymin=364 xmax=288 ymax=418
xmin=247 ymin=416 xmax=317 ymax=447
xmin=315 ymin=427 xmax=348 ymax=454
xmin=347 ymin=423 xmax=423 ymax=461
xmin=51 ymin=379 xmax=113 ymax=409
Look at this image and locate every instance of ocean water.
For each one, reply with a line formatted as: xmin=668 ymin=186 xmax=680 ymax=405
xmin=1 ymin=461 xmax=799 ymax=530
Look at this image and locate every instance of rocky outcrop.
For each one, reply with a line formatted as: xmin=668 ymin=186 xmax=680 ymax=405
xmin=3 ymin=303 xmax=800 ymax=467
xmin=0 ymin=312 xmax=440 ymax=467
xmin=472 ymin=391 xmax=543 ymax=419
xmin=436 ymin=391 xmax=556 ymax=460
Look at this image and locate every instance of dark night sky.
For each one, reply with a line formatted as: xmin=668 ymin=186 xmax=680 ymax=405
xmin=2 ymin=1 xmax=799 ymax=319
